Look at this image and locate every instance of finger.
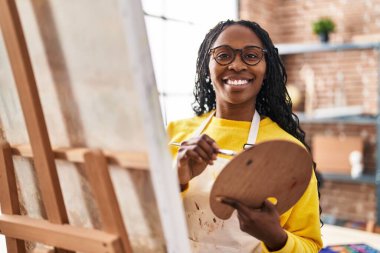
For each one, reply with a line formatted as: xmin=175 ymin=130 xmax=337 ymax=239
xmin=204 ymin=135 xmax=221 ymax=154
xmin=199 ymin=133 xmax=216 ymax=144
xmin=197 ymin=141 xmax=217 ymax=161
xmin=262 ymin=199 xmax=278 ymax=214
xmin=199 ymin=134 xmax=220 ymax=150
xmin=217 ymin=196 xmax=239 ymax=209
xmin=179 ymin=142 xmax=216 ymax=167
xmin=181 ymin=138 xmax=212 ymax=161
xmin=193 ymin=134 xmax=219 ymax=153
xmin=184 ymin=134 xmax=213 ymax=146
xmin=179 ymin=149 xmax=204 ymax=163
xmin=237 ymin=209 xmax=250 ymax=222
xmin=194 ymin=144 xmax=214 ymax=161
xmin=221 ymin=197 xmax=268 ymax=222
xmin=218 ymin=197 xmax=253 ymax=216
xmin=197 ymin=134 xmax=219 ymax=160
xmin=182 ymin=135 xmax=219 ymax=160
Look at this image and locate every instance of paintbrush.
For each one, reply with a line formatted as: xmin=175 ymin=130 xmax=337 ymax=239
xmin=170 ymin=142 xmax=236 ymax=156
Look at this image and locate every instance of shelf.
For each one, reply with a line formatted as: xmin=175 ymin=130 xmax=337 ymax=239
xmin=296 ymin=113 xmax=377 ymax=124
xmin=322 ymin=173 xmax=376 ymax=184
xmin=276 ymin=42 xmax=380 ymax=55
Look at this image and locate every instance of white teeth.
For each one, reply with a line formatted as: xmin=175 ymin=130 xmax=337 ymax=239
xmin=225 ymin=79 xmax=249 ymax=86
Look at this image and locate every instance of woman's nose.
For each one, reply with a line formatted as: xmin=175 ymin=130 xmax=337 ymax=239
xmin=227 ymin=54 xmax=247 ymax=71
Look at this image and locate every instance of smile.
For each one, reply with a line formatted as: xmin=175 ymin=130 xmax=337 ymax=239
xmin=224 ymin=79 xmax=253 ymax=86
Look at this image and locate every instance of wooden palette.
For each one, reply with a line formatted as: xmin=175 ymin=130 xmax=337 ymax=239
xmin=210 ymin=140 xmax=313 ymax=219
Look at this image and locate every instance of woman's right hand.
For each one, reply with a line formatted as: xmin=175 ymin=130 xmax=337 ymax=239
xmin=176 ymin=134 xmax=219 ymax=185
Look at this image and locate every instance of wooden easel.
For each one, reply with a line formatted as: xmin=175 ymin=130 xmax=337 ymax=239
xmin=0 ymin=0 xmax=190 ymax=252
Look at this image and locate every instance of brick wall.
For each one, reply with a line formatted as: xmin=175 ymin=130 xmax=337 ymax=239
xmin=241 ymin=0 xmax=380 ymax=44
xmin=283 ymin=49 xmax=379 ymax=115
xmin=239 ymin=0 xmax=280 ymax=40
xmin=320 ymin=181 xmax=376 ymax=225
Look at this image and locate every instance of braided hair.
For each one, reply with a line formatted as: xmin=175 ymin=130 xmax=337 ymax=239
xmin=192 ymin=20 xmax=322 ymax=221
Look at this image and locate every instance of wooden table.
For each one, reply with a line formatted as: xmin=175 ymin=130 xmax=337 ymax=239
xmin=322 ymin=224 xmax=380 ymax=249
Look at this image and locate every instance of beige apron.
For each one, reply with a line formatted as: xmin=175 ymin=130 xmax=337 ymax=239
xmin=182 ymin=110 xmax=262 ymax=253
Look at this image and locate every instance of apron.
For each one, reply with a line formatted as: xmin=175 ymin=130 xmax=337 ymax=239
xmin=183 ymin=110 xmax=262 ymax=253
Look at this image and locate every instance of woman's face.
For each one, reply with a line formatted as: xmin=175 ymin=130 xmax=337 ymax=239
xmin=208 ymin=24 xmax=266 ymax=108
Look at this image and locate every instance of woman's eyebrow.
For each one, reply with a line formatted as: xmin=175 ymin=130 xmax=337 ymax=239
xmin=214 ymin=44 xmax=264 ymax=49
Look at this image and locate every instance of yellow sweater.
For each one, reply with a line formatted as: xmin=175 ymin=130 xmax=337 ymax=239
xmin=167 ymin=112 xmax=323 ymax=253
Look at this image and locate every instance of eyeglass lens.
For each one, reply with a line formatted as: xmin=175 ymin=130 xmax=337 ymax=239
xmin=212 ymin=45 xmax=264 ymax=66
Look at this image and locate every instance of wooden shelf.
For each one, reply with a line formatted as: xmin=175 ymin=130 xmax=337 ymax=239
xmin=276 ymin=42 xmax=380 ymax=55
xmin=296 ymin=113 xmax=377 ymax=124
xmin=322 ymin=173 xmax=376 ymax=184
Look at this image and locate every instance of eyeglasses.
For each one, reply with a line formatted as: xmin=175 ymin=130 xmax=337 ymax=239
xmin=209 ymin=45 xmax=267 ymax=66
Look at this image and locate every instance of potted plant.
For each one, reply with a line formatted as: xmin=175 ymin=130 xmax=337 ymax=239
xmin=312 ymin=17 xmax=335 ymax=43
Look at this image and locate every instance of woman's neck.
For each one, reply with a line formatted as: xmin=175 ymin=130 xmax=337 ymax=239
xmin=215 ymin=103 xmax=256 ymax=122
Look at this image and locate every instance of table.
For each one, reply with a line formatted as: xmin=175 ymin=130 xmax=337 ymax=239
xmin=322 ymin=224 xmax=380 ymax=250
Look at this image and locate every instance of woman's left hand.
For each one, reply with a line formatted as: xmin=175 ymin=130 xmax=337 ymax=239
xmin=220 ymin=197 xmax=288 ymax=251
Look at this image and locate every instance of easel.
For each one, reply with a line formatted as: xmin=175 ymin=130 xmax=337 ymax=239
xmin=0 ymin=0 xmax=190 ymax=252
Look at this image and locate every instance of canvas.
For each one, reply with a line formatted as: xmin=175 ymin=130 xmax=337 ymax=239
xmin=0 ymin=0 xmax=190 ymax=252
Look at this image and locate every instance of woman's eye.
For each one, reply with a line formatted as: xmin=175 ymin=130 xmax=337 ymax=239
xmin=245 ymin=54 xmax=258 ymax=59
xmin=216 ymin=53 xmax=230 ymax=60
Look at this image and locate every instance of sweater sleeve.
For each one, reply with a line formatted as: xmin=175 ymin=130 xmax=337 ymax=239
xmin=261 ymin=171 xmax=323 ymax=253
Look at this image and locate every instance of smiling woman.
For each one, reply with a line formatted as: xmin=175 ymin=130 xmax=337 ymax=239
xmin=167 ymin=20 xmax=323 ymax=253
xmin=208 ymin=25 xmax=267 ymax=119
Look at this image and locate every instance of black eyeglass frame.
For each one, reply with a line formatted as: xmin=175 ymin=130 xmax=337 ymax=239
xmin=209 ymin=45 xmax=268 ymax=66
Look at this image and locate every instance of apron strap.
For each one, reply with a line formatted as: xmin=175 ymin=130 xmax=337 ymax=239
xmin=244 ymin=110 xmax=260 ymax=149
xmin=192 ymin=109 xmax=260 ymax=148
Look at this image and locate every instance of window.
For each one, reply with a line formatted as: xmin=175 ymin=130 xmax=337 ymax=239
xmin=143 ymin=0 xmax=238 ymax=124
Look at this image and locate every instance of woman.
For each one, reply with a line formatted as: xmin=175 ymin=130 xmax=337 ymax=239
xmin=167 ymin=20 xmax=322 ymax=253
